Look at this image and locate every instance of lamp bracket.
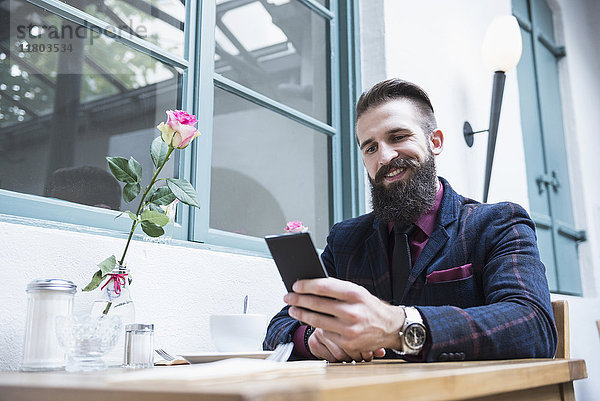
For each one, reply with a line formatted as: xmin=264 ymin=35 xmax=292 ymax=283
xmin=463 ymin=121 xmax=489 ymax=147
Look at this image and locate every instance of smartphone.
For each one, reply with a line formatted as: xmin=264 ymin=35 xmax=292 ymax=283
xmin=265 ymin=232 xmax=329 ymax=292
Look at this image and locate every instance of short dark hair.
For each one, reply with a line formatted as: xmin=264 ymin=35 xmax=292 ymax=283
xmin=355 ymin=78 xmax=437 ymax=141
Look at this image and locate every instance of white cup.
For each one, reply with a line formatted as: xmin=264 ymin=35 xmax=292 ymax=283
xmin=209 ymin=314 xmax=268 ymax=352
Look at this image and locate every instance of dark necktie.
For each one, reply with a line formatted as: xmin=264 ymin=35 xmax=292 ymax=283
xmin=391 ymin=225 xmax=413 ymax=305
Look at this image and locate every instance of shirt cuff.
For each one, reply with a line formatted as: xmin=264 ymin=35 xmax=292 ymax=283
xmin=292 ymin=324 xmax=315 ymax=359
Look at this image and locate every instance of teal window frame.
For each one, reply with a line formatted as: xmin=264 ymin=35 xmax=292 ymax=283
xmin=0 ymin=0 xmax=364 ymax=254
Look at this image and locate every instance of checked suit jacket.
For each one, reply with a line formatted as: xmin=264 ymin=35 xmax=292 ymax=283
xmin=264 ymin=177 xmax=557 ymax=362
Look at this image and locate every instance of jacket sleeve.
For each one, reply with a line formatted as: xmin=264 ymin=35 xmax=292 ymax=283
xmin=417 ymin=203 xmax=558 ymax=361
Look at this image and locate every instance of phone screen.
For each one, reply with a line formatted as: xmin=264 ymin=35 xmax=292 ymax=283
xmin=265 ymin=232 xmax=329 ymax=292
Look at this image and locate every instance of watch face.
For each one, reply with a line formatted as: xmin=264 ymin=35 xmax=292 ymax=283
xmin=406 ymin=324 xmax=426 ymax=349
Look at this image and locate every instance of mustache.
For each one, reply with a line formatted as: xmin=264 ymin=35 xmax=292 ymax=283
xmin=374 ymin=157 xmax=420 ymax=183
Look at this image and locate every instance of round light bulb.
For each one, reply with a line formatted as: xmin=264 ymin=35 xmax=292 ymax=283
xmin=482 ymin=15 xmax=523 ymax=72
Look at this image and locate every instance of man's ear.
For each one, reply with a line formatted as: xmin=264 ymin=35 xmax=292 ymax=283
xmin=430 ymin=129 xmax=444 ymax=155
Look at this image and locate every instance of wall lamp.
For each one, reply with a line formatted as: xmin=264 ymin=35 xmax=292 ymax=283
xmin=463 ymin=15 xmax=522 ymax=203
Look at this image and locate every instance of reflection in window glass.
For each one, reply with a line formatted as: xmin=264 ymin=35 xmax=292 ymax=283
xmin=215 ymin=0 xmax=330 ymax=123
xmin=59 ymin=0 xmax=186 ymax=57
xmin=211 ymin=88 xmax=331 ymax=248
xmin=1 ymin=0 xmax=183 ymax=211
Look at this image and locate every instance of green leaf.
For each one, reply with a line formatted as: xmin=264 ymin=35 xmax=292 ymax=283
xmin=141 ymin=209 xmax=170 ymax=226
xmin=141 ymin=220 xmax=164 ymax=237
xmin=126 ymin=211 xmax=138 ymax=221
xmin=98 ymin=255 xmax=117 ymax=276
xmin=128 ymin=157 xmax=142 ymax=182
xmin=148 ymin=203 xmax=163 ymax=213
xmin=106 ymin=157 xmax=138 ymax=183
xmin=83 ymin=270 xmax=104 ymax=292
xmin=83 ymin=255 xmax=117 ymax=292
xmin=167 ymin=178 xmax=201 ymax=208
xmin=151 ymin=136 xmax=170 ymax=168
xmin=149 ymin=186 xmax=176 ymax=206
xmin=123 ymin=182 xmax=141 ymax=203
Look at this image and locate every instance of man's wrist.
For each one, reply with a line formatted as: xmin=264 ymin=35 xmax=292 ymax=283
xmin=386 ymin=305 xmax=407 ymax=349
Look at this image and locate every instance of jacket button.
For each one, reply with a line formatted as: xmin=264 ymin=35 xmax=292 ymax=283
xmin=438 ymin=353 xmax=449 ymax=361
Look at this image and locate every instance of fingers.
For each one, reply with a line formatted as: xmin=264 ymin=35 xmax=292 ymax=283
xmin=309 ymin=329 xmax=353 ymax=362
xmin=374 ymin=348 xmax=386 ymax=358
xmin=321 ymin=330 xmax=377 ymax=363
xmin=284 ymin=293 xmax=342 ymax=317
xmin=288 ymin=305 xmax=340 ymax=333
xmin=292 ymin=278 xmax=367 ymax=303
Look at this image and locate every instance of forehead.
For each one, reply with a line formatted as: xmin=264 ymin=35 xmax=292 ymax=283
xmin=356 ymin=99 xmax=423 ymax=139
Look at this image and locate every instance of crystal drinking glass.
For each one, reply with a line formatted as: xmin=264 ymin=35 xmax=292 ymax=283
xmin=55 ymin=314 xmax=122 ymax=372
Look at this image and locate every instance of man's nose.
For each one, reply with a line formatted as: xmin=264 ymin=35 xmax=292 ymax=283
xmin=379 ymin=143 xmax=398 ymax=165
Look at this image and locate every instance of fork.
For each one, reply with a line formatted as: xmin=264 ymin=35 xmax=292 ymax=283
xmin=155 ymin=348 xmax=176 ymax=361
xmin=265 ymin=342 xmax=294 ymax=362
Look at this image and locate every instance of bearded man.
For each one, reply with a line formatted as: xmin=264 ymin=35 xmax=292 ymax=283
xmin=264 ymin=79 xmax=557 ymax=362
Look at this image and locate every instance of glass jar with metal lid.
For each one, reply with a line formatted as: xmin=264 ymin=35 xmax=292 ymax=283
xmin=124 ymin=323 xmax=154 ymax=368
xmin=21 ymin=279 xmax=77 ymax=371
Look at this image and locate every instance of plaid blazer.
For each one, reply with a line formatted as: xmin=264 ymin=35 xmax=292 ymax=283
xmin=264 ymin=177 xmax=557 ymax=362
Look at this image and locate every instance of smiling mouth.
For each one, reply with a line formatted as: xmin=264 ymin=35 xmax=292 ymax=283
xmin=385 ymin=167 xmax=406 ymax=178
xmin=386 ymin=167 xmax=406 ymax=178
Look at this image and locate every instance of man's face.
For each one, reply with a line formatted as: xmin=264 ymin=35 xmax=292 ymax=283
xmin=356 ymin=99 xmax=440 ymax=185
xmin=356 ymin=99 xmax=443 ymax=224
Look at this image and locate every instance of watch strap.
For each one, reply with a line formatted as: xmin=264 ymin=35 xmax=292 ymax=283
xmin=304 ymin=325 xmax=316 ymax=358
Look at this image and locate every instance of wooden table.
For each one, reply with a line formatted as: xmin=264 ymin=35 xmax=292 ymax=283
xmin=0 ymin=358 xmax=586 ymax=401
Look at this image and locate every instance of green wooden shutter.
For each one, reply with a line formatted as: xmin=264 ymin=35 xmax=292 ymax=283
xmin=513 ymin=0 xmax=585 ymax=295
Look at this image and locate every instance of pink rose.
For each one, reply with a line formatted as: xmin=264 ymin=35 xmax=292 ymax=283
xmin=168 ymin=110 xmax=198 ymax=127
xmin=285 ymin=220 xmax=308 ymax=233
xmin=157 ymin=110 xmax=201 ymax=149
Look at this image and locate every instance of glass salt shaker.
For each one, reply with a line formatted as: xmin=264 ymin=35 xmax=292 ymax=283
xmin=124 ymin=323 xmax=154 ymax=368
xmin=21 ymin=279 xmax=77 ymax=371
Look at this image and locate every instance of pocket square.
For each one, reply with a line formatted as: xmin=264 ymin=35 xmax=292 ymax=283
xmin=426 ymin=263 xmax=473 ymax=283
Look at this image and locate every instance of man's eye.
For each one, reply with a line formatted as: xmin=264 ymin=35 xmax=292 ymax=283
xmin=365 ymin=145 xmax=376 ymax=154
xmin=393 ymin=135 xmax=405 ymax=142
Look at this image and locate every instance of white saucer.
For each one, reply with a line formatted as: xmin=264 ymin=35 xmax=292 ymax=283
xmin=179 ymin=351 xmax=274 ymax=364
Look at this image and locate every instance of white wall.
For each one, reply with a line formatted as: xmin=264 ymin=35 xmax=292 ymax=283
xmin=382 ymin=0 xmax=529 ymax=207
xmin=0 ymin=217 xmax=287 ymax=371
xmin=369 ymin=0 xmax=600 ymax=398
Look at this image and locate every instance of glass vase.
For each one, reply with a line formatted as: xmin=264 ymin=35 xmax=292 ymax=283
xmin=91 ymin=266 xmax=135 ymax=367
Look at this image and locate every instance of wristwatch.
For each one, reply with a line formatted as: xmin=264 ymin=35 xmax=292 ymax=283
xmin=392 ymin=306 xmax=427 ymax=356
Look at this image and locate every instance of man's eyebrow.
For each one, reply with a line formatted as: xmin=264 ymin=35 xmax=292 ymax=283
xmin=359 ymin=138 xmax=375 ymax=151
xmin=359 ymin=128 xmax=412 ymax=150
xmin=387 ymin=127 xmax=412 ymax=135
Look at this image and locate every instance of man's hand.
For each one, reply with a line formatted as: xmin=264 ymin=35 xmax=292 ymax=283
xmin=284 ymin=277 xmax=405 ymax=362
xmin=307 ymin=328 xmax=384 ymax=362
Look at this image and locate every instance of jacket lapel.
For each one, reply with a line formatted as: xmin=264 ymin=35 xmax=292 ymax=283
xmin=366 ymin=220 xmax=393 ymax=301
xmin=402 ymin=178 xmax=461 ymax=300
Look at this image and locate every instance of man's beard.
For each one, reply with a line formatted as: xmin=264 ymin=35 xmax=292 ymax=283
xmin=369 ymin=151 xmax=438 ymax=226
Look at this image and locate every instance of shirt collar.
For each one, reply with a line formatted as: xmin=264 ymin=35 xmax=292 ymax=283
xmin=414 ymin=180 xmax=444 ymax=237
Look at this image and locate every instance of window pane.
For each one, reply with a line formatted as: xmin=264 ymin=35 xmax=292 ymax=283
xmin=211 ymin=88 xmax=331 ymax=248
xmin=215 ymin=0 xmax=330 ymax=124
xmin=59 ymin=0 xmax=186 ymax=58
xmin=2 ymin=0 xmax=183 ymax=211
